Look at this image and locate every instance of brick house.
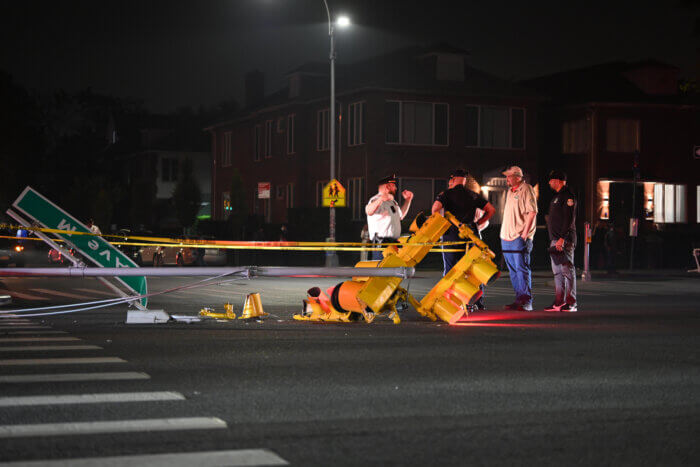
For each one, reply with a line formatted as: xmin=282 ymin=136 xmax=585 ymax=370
xmin=207 ymin=44 xmax=542 ymax=238
xmin=522 ymin=61 xmax=700 ymax=267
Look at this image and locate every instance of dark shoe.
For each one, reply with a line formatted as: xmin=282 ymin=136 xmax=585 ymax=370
xmin=503 ymin=302 xmax=521 ymax=310
xmin=544 ymin=303 xmax=564 ymax=312
xmin=474 ymin=300 xmax=486 ymax=310
xmin=560 ymin=303 xmax=577 ymax=312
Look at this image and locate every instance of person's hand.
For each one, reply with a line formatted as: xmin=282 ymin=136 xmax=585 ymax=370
xmin=379 ymin=192 xmax=393 ymax=202
xmin=402 ymin=190 xmax=413 ymax=201
xmin=555 ymin=238 xmax=565 ymax=251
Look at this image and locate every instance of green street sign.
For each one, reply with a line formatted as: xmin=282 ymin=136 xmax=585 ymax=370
xmin=12 ymin=186 xmax=147 ymax=306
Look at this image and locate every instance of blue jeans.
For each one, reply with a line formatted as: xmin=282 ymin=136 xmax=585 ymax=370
xmin=501 ymin=237 xmax=533 ymax=308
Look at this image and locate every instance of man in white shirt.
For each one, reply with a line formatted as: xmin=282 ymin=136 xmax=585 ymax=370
xmin=365 ymin=174 xmax=413 ymax=260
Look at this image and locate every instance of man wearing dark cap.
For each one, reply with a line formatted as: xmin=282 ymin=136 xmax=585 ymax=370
xmin=365 ymin=174 xmax=413 ymax=260
xmin=432 ymin=169 xmax=495 ymax=308
xmin=544 ymin=169 xmax=578 ymax=312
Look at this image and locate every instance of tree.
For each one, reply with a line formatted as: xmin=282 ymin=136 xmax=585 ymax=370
xmin=173 ymin=158 xmax=201 ymax=234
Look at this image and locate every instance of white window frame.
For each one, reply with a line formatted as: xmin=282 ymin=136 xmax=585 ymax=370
xmin=222 ymin=131 xmax=232 ymax=167
xmin=465 ymin=105 xmax=526 ymax=150
xmin=286 ymin=114 xmax=296 ymax=155
xmin=385 ymin=100 xmax=449 ymax=147
xmin=264 ymin=120 xmax=273 ymax=158
xmin=348 ymin=101 xmax=366 ymax=147
xmin=317 ymin=109 xmax=330 ymax=151
xmin=347 ymin=177 xmax=365 ymax=220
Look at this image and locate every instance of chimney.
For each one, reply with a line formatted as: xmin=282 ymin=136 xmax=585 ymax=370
xmin=244 ymin=70 xmax=265 ymax=108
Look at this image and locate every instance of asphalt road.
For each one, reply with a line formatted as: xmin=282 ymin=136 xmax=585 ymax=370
xmin=0 ymin=267 xmax=699 ymax=466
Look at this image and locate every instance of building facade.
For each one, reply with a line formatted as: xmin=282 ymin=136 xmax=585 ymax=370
xmin=207 ymin=45 xmax=542 ymax=235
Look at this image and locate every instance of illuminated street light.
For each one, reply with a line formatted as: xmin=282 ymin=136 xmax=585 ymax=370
xmin=322 ymin=2 xmax=350 ymax=264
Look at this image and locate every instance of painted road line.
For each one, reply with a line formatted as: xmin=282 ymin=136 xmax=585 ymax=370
xmin=0 ymin=391 xmax=185 ymax=407
xmin=0 ymin=372 xmax=150 ymax=383
xmin=0 ymin=357 xmax=126 ymax=365
xmin=3 ymin=331 xmax=67 ymax=335
xmin=0 ymin=417 xmax=227 ymax=438
xmin=5 ymin=292 xmax=49 ymax=301
xmin=0 ymin=449 xmax=289 ymax=467
xmin=0 ymin=345 xmax=102 ymax=351
xmin=29 ymin=288 xmax=92 ymax=300
xmin=73 ymin=287 xmax=120 ymax=297
xmin=3 ymin=329 xmax=68 ymax=336
xmin=0 ymin=337 xmax=81 ymax=343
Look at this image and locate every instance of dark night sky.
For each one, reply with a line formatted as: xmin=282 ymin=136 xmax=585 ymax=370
xmin=1 ymin=0 xmax=697 ymax=112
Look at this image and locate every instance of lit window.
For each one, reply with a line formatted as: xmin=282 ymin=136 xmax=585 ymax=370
xmin=654 ymin=183 xmax=687 ymax=224
xmin=562 ymin=119 xmax=590 ymax=154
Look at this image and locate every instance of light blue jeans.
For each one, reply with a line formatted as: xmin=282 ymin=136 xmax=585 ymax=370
xmin=501 ymin=237 xmax=533 ymax=308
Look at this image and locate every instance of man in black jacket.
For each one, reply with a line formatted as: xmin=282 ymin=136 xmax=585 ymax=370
xmin=544 ymin=170 xmax=578 ymax=312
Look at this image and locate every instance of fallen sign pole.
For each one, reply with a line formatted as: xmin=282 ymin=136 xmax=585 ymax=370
xmin=0 ymin=266 xmax=416 ymax=279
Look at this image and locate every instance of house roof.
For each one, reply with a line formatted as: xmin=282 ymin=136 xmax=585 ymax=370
xmin=519 ymin=60 xmax=689 ymax=105
xmin=206 ymin=43 xmax=541 ymax=130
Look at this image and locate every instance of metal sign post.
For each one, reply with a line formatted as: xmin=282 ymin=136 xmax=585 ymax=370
xmin=11 ymin=186 xmax=148 ymax=307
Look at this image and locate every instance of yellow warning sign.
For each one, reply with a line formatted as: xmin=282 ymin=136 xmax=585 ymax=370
xmin=322 ymin=179 xmax=346 ymax=208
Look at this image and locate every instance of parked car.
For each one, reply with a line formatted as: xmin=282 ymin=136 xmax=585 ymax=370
xmin=0 ymin=238 xmax=26 ymax=267
xmin=138 ymin=236 xmax=226 ymax=266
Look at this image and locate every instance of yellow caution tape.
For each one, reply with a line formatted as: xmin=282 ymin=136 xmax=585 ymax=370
xmin=1 ymin=224 xmax=473 ymax=252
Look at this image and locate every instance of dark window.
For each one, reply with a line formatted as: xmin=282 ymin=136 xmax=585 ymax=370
xmin=385 ymin=102 xmax=400 ymax=143
xmin=511 ymin=108 xmax=524 ymax=149
xmin=434 ymin=104 xmax=448 ymax=146
xmin=465 ymin=106 xmax=479 ymax=147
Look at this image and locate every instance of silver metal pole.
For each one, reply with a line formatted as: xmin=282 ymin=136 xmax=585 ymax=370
xmin=329 ymin=22 xmax=337 ymax=243
xmin=0 ymin=266 xmax=416 ymax=279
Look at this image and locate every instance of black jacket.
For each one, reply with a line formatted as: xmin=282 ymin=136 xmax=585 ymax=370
xmin=547 ymin=186 xmax=577 ymax=245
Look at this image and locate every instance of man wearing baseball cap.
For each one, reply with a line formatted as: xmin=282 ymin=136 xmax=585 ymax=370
xmin=432 ymin=168 xmax=495 ymax=308
xmin=544 ymin=169 xmax=578 ymax=312
xmin=500 ymin=165 xmax=538 ymax=311
xmin=365 ymin=174 xmax=413 ymax=260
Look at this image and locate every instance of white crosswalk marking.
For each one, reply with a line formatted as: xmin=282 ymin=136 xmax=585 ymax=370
xmin=0 ymin=391 xmax=185 ymax=407
xmin=0 ymin=417 xmax=227 ymax=438
xmin=3 ymin=331 xmax=67 ymax=335
xmin=29 ymin=288 xmax=92 ymax=300
xmin=0 ymin=337 xmax=81 ymax=342
xmin=0 ymin=357 xmax=126 ymax=365
xmin=0 ymin=449 xmax=289 ymax=467
xmin=0 ymin=345 xmax=102 ymax=351
xmin=0 ymin=372 xmax=150 ymax=383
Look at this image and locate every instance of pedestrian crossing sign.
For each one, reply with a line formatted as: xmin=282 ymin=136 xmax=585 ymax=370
xmin=322 ymin=179 xmax=346 ymax=207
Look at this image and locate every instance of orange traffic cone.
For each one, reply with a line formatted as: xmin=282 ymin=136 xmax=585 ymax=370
xmin=238 ymin=293 xmax=268 ymax=319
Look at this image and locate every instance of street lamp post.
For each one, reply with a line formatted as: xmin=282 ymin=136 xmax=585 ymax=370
xmin=322 ymin=1 xmax=348 ymax=265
